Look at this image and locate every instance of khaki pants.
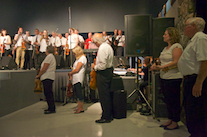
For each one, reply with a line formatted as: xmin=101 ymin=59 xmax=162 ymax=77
xmin=16 ymin=46 xmax=25 ymax=69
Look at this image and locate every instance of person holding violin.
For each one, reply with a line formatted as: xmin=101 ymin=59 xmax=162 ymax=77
xmin=13 ymin=27 xmax=29 ymax=70
xmin=0 ymin=29 xmax=11 ymax=56
xmin=92 ymin=33 xmax=114 ymax=123
xmin=36 ymin=45 xmax=56 ymax=114
xmin=50 ymin=31 xmax=61 ymax=55
xmin=38 ymin=30 xmax=51 ymax=69
xmin=33 ymin=29 xmax=41 ymax=70
xmin=68 ymin=46 xmax=87 ymax=114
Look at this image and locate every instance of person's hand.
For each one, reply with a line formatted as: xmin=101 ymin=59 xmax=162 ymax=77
xmin=68 ymin=73 xmax=72 ymax=80
xmin=91 ymin=64 xmax=95 ymax=69
xmin=36 ymin=75 xmax=40 ymax=79
xmin=192 ymin=82 xmax=202 ymax=97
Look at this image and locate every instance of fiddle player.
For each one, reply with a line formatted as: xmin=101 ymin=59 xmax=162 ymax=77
xmin=178 ymin=17 xmax=207 ymax=137
xmin=92 ymin=33 xmax=114 ymax=123
xmin=33 ymin=29 xmax=41 ymax=70
xmin=13 ymin=27 xmax=29 ymax=70
xmin=68 ymin=46 xmax=87 ymax=114
xmin=38 ymin=30 xmax=51 ymax=68
xmin=24 ymin=31 xmax=34 ymax=70
xmin=116 ymin=30 xmax=125 ymax=56
xmin=64 ymin=32 xmax=70 ymax=68
xmin=0 ymin=29 xmax=11 ymax=56
xmin=58 ymin=33 xmax=67 ymax=56
xmin=50 ymin=31 xmax=61 ymax=55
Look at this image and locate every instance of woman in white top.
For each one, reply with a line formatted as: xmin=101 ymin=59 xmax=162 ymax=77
xmin=37 ymin=30 xmax=51 ymax=69
xmin=36 ymin=45 xmax=56 ymax=114
xmin=68 ymin=46 xmax=87 ymax=114
xmin=151 ymin=27 xmax=183 ymax=130
xmin=0 ymin=29 xmax=11 ymax=56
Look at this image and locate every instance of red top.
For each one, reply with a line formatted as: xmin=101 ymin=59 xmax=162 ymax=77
xmin=85 ymin=38 xmax=92 ymax=49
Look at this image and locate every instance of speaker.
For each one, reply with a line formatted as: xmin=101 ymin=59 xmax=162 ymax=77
xmin=112 ymin=90 xmax=127 ymax=119
xmin=113 ymin=56 xmax=130 ymax=68
xmin=55 ymin=55 xmax=65 ymax=69
xmin=152 ymin=18 xmax=174 ymax=58
xmin=0 ymin=56 xmax=17 ymax=70
xmin=125 ymin=14 xmax=152 ymax=56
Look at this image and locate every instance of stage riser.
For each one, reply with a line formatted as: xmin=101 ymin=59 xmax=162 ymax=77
xmin=0 ymin=70 xmax=39 ymax=117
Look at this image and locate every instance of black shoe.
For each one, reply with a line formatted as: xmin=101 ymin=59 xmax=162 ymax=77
xmin=95 ymin=118 xmax=112 ymax=123
xmin=44 ymin=110 xmax=56 ymax=114
xmin=44 ymin=109 xmax=49 ymax=111
xmin=164 ymin=125 xmax=179 ymax=130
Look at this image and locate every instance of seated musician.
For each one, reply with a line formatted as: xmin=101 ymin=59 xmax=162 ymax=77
xmin=127 ymin=56 xmax=151 ymax=114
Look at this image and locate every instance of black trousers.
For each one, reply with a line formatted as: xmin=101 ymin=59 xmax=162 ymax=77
xmin=116 ymin=46 xmax=123 ymax=56
xmin=24 ymin=50 xmax=34 ymax=69
xmin=38 ymin=52 xmax=46 ymax=69
xmin=73 ymin=82 xmax=84 ymax=101
xmin=96 ymin=67 xmax=113 ymax=120
xmin=183 ymin=75 xmax=207 ymax=137
xmin=160 ymin=78 xmax=182 ymax=122
xmin=4 ymin=49 xmax=11 ymax=56
xmin=42 ymin=79 xmax=55 ymax=111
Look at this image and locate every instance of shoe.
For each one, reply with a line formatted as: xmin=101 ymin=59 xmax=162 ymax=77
xmin=74 ymin=110 xmax=84 ymax=114
xmin=159 ymin=121 xmax=172 ymax=127
xmin=44 ymin=110 xmax=56 ymax=114
xmin=164 ymin=125 xmax=179 ymax=130
xmin=95 ymin=118 xmax=112 ymax=123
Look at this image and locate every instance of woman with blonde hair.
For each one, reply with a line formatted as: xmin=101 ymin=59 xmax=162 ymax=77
xmin=68 ymin=46 xmax=87 ymax=113
xmin=151 ymin=27 xmax=183 ymax=130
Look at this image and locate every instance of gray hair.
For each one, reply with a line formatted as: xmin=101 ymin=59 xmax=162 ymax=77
xmin=92 ymin=33 xmax=106 ymax=45
xmin=187 ymin=17 xmax=206 ymax=31
xmin=46 ymin=45 xmax=55 ymax=54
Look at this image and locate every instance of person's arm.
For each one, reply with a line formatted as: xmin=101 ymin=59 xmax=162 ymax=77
xmin=68 ymin=62 xmax=83 ymax=79
xmin=192 ymin=60 xmax=207 ymax=97
xmin=36 ymin=63 xmax=50 ymax=78
xmin=155 ymin=47 xmax=182 ymax=70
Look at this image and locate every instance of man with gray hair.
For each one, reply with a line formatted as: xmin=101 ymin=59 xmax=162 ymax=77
xmin=178 ymin=17 xmax=207 ymax=137
xmin=92 ymin=33 xmax=114 ymax=123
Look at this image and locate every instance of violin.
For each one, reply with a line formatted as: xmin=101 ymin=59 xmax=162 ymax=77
xmin=66 ymin=43 xmax=70 ymax=55
xmin=67 ymin=80 xmax=73 ymax=97
xmin=90 ymin=58 xmax=97 ymax=90
xmin=0 ymin=39 xmax=6 ymax=54
xmin=55 ymin=47 xmax=58 ymax=55
xmin=21 ymin=35 xmax=26 ymax=51
xmin=35 ymin=37 xmax=39 ymax=54
xmin=34 ymin=78 xmax=43 ymax=94
xmin=0 ymin=44 xmax=5 ymax=54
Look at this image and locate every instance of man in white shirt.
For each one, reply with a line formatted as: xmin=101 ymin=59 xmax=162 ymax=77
xmin=178 ymin=17 xmax=207 ymax=137
xmin=75 ymin=29 xmax=84 ymax=48
xmin=33 ymin=29 xmax=41 ymax=70
xmin=50 ymin=31 xmax=61 ymax=55
xmin=13 ymin=27 xmax=29 ymax=69
xmin=92 ymin=33 xmax=114 ymax=123
xmin=24 ymin=31 xmax=34 ymax=70
xmin=116 ymin=30 xmax=125 ymax=56
xmin=102 ymin=31 xmax=112 ymax=45
xmin=58 ymin=33 xmax=67 ymax=56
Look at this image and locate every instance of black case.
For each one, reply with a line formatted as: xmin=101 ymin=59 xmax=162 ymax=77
xmin=112 ymin=90 xmax=127 ymax=119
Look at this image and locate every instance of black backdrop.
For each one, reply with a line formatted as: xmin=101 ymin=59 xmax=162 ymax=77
xmin=0 ymin=0 xmax=167 ymax=36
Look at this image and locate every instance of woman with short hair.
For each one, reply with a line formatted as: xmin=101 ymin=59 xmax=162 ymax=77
xmin=36 ymin=45 xmax=56 ymax=114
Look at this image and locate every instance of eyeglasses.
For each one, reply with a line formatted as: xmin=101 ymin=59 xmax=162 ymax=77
xmin=184 ymin=24 xmax=192 ymax=27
